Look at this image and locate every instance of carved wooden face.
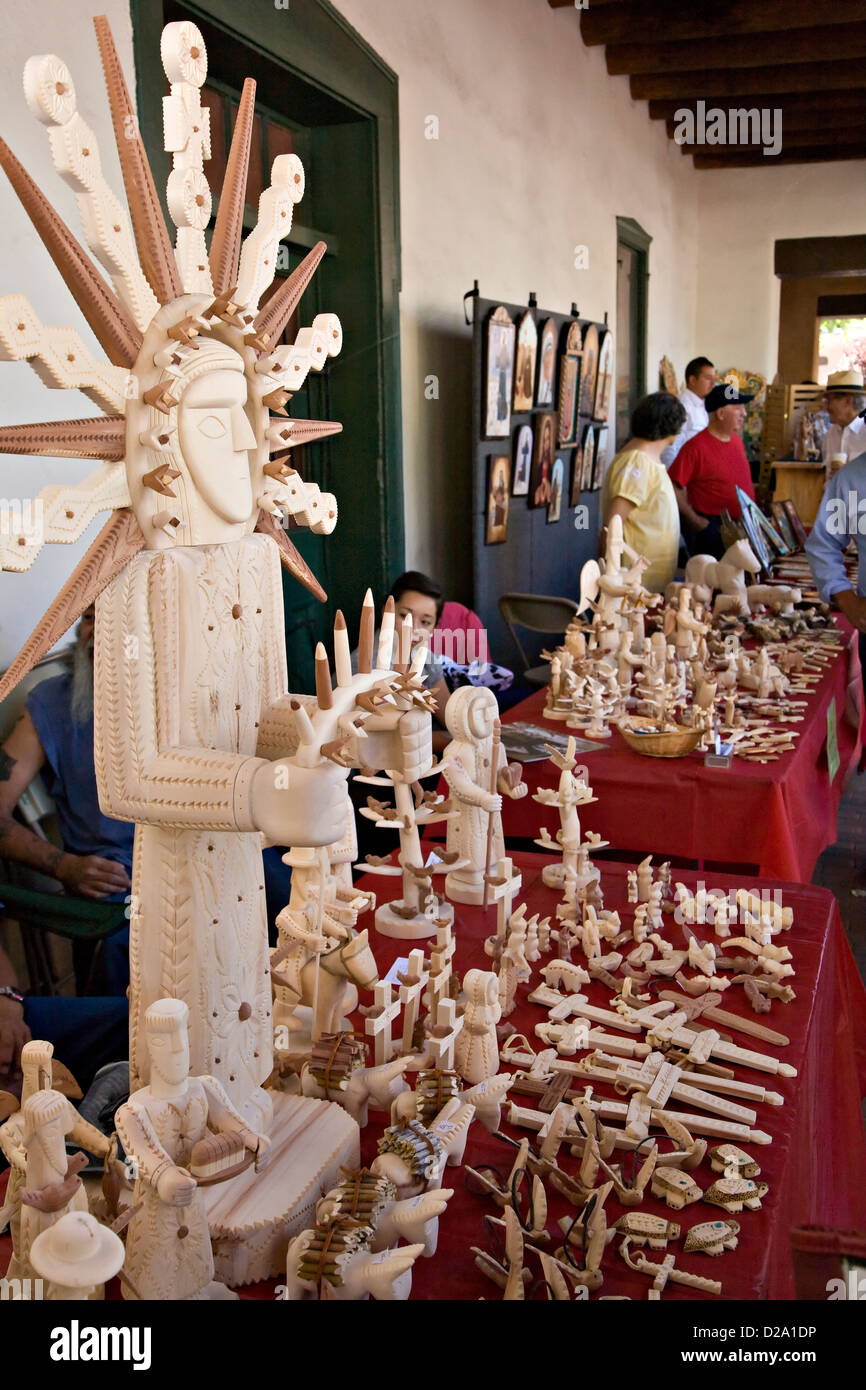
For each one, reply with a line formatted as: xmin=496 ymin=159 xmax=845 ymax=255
xmin=20 ymin=1040 xmax=53 ymax=1092
xmin=467 ymin=693 xmax=496 ymax=741
xmin=146 ymin=1022 xmax=190 ymax=1087
xmin=178 ymin=368 xmax=257 ymax=524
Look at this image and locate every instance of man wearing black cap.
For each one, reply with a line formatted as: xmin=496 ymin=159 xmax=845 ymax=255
xmin=668 ymin=382 xmax=756 ymax=558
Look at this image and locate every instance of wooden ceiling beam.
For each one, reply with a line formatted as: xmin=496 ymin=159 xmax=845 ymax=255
xmin=581 ymin=0 xmax=865 ymax=46
xmin=631 ymin=60 xmax=864 ymax=101
xmin=651 ymin=92 xmax=865 ymax=125
xmin=775 ymin=236 xmax=866 ymax=278
xmin=608 ymin=24 xmax=865 ymax=75
xmin=693 ymin=146 xmax=866 ymax=170
xmin=681 ymin=129 xmax=866 ymax=156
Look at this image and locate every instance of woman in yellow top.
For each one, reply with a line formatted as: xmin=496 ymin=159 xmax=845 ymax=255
xmin=601 ymin=392 xmax=686 ymax=592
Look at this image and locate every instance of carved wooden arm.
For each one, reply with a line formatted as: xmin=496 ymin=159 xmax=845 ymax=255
xmin=200 ymin=1075 xmax=269 ymax=1164
xmin=68 ymin=1111 xmax=112 ymax=1159
xmin=0 ymin=1115 xmax=26 ymax=1171
xmin=114 ymin=1101 xmax=178 ymax=1190
xmin=94 ymin=555 xmax=271 ymax=832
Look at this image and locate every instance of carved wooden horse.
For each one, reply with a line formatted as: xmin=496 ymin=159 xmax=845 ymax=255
xmin=271 ymin=926 xmax=379 ymax=1039
xmin=682 ymin=539 xmax=761 ymax=616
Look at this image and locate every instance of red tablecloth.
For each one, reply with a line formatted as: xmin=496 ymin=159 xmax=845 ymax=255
xmin=5 ymin=857 xmax=863 ymax=1302
xmin=361 ymin=856 xmax=866 ymax=1302
xmin=499 ymin=622 xmax=864 ymax=880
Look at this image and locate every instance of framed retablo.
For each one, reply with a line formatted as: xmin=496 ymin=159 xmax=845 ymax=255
xmin=594 ymin=331 xmax=614 ymax=421
xmin=558 ymin=350 xmax=581 ymax=447
xmin=592 ymin=426 xmax=610 ymax=490
xmin=579 ymin=323 xmax=599 ymax=417
xmin=531 ymin=412 xmax=556 ymax=508
xmin=513 ymin=423 xmax=533 ymax=495
xmin=770 ymin=500 xmax=797 ymax=552
xmin=486 ymin=455 xmax=510 ymax=544
xmin=484 ymin=305 xmax=516 ymax=438
xmin=512 ymin=311 xmax=537 ymax=413
xmin=536 ymin=318 xmax=557 ymax=406
xmin=580 ymin=421 xmax=597 ymax=491
xmin=548 ymin=457 xmax=565 ymax=523
xmin=782 ymin=499 xmax=808 ymax=549
xmin=570 ymin=445 xmax=584 ymax=507
xmin=660 ymin=355 xmax=679 ymax=394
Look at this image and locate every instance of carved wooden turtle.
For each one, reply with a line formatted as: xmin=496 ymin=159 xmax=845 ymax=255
xmin=613 ymin=1212 xmax=680 ymax=1249
xmin=708 ymin=1143 xmax=761 ymax=1179
xmin=650 ymin=1166 xmax=702 ymax=1210
xmin=683 ymin=1219 xmax=740 ymax=1256
xmin=704 ymin=1177 xmax=768 ymax=1212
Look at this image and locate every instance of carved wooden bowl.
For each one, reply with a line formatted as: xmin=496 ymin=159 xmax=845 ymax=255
xmin=618 ymin=720 xmax=703 ymax=759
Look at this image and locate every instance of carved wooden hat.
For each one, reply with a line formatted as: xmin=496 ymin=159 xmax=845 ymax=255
xmin=0 ymin=16 xmax=347 ymax=703
xmin=30 ymin=1210 xmax=125 ymax=1287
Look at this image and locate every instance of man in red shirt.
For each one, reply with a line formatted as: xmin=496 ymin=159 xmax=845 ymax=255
xmin=669 ymin=382 xmax=755 ymax=558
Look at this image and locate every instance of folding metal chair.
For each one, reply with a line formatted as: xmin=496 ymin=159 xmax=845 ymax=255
xmin=497 ymin=593 xmax=579 ymax=687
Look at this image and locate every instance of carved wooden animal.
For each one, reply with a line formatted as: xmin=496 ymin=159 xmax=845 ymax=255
xmin=316 ymin=1171 xmax=453 ymax=1258
xmin=271 ymin=926 xmax=379 ymax=1038
xmin=300 ymin=1052 xmax=412 ymax=1127
xmin=283 ymin=1222 xmax=425 ymax=1300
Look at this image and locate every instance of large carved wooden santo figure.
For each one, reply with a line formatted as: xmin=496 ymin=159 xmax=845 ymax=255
xmin=0 ymin=17 xmax=432 ymax=1283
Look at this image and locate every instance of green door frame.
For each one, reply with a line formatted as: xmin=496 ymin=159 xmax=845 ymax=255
xmin=616 ymin=215 xmax=651 ymax=418
xmin=130 ymin=0 xmax=405 ymax=668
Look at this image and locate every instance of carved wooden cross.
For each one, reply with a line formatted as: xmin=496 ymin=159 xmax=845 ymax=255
xmin=494 ymin=860 xmax=521 ymax=940
xmin=536 ymin=1018 xmax=591 ymax=1056
xmin=426 ymin=997 xmax=464 ymax=1071
xmin=398 ymin=948 xmax=429 ymax=1054
xmin=425 ymin=922 xmax=455 ymax=1016
xmin=364 ymin=981 xmax=402 ymax=1066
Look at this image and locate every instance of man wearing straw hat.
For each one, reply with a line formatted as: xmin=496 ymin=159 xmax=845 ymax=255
xmin=821 ymin=368 xmax=866 ymax=471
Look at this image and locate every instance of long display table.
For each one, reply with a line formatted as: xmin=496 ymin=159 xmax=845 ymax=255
xmin=3 ymin=856 xmax=863 ymax=1302
xmin=498 ymin=622 xmax=863 ymax=880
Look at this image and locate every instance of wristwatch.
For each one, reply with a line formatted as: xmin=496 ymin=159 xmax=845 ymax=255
xmin=0 ymin=985 xmax=24 ymax=1006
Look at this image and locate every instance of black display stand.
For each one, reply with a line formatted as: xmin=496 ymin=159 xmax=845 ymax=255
xmin=470 ymin=295 xmax=608 ymax=669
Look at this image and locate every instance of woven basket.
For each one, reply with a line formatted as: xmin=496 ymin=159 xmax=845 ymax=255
xmin=618 ymin=719 xmax=702 ymax=759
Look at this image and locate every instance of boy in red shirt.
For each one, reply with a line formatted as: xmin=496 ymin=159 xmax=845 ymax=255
xmin=669 ymin=382 xmax=755 ymax=558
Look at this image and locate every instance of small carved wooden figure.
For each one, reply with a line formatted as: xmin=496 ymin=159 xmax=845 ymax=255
xmin=442 ymin=687 xmax=526 ymax=905
xmin=454 ymin=969 xmax=501 ymax=1084
xmin=13 ymin=1089 xmax=109 ymax=1287
xmin=115 ymin=998 xmax=271 ymax=1301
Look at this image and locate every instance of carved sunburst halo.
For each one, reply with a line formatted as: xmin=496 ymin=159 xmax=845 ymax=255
xmin=0 ymin=15 xmax=344 ymax=704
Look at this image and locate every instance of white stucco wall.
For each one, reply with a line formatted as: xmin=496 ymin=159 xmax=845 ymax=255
xmin=332 ymin=0 xmax=700 ymax=584
xmin=0 ymin=0 xmax=863 ymax=668
xmin=0 ymin=1 xmax=135 ymax=669
xmin=695 ymin=159 xmax=866 ymax=381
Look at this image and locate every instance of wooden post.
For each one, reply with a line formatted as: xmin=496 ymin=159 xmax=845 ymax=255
xmin=482 ymin=718 xmax=502 ymax=910
xmin=427 ymin=997 xmax=464 ymax=1071
xmin=399 ymin=948 xmax=429 ymax=1055
xmin=364 ymin=981 xmax=402 ymax=1066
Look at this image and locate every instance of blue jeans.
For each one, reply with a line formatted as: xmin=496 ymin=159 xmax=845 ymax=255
xmin=22 ymin=994 xmax=128 ymax=1093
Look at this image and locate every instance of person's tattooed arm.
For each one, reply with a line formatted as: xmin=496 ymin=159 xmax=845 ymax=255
xmin=0 ymin=714 xmax=68 ymax=881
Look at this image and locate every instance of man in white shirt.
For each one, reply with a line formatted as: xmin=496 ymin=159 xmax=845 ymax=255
xmin=821 ymin=368 xmax=866 ymax=470
xmin=661 ymin=356 xmax=717 ymax=468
